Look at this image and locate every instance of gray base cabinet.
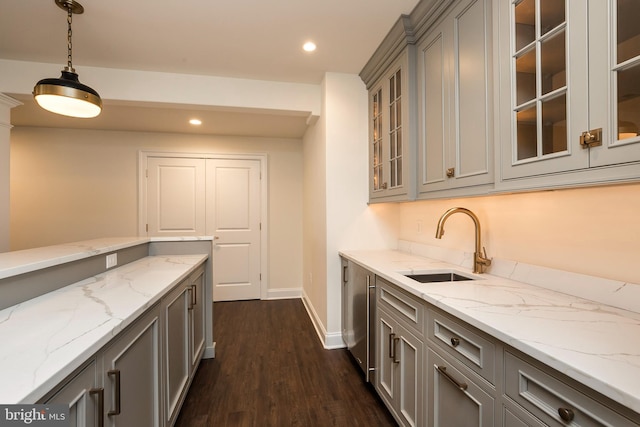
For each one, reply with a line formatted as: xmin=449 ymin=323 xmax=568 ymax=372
xmin=376 ymin=278 xmax=425 ymax=427
xmin=39 ymin=261 xmax=207 ymax=427
xmin=504 ymin=351 xmax=639 ymax=427
xmin=427 ymin=348 xmax=494 ymax=427
xmin=371 ymin=277 xmax=640 ymax=426
xmin=44 ymin=360 xmax=100 ymax=427
xmin=164 ymin=264 xmax=206 ymax=426
xmin=102 ymin=307 xmax=162 ymax=427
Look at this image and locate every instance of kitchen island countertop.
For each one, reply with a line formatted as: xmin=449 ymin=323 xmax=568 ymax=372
xmin=0 ymin=247 xmax=208 ymax=404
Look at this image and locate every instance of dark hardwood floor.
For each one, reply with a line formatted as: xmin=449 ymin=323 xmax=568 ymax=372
xmin=175 ymin=299 xmax=397 ymax=427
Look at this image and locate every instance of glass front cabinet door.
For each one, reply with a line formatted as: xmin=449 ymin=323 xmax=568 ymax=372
xmin=368 ymin=48 xmax=417 ymax=203
xmin=498 ymin=0 xmax=640 ymax=188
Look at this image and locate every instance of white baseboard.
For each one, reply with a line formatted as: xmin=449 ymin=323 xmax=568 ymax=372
xmin=266 ymin=287 xmax=302 ymax=300
xmin=301 ymin=290 xmax=346 ymax=350
xmin=203 ymin=342 xmax=216 ymax=359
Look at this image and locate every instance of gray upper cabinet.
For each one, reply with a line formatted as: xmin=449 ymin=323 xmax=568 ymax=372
xmin=496 ymin=0 xmax=640 ymax=190
xmin=417 ymin=0 xmax=494 ymax=198
xmin=361 ymin=17 xmax=418 ymax=203
xmin=362 ymin=0 xmax=640 ymax=202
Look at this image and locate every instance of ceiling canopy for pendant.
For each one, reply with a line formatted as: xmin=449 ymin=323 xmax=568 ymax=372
xmin=33 ymin=0 xmax=102 ymax=118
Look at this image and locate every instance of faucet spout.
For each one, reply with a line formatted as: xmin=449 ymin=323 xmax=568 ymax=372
xmin=435 ymin=207 xmax=491 ymax=273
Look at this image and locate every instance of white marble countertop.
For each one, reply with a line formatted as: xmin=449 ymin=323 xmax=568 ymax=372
xmin=340 ymin=249 xmax=640 ymax=416
xmin=0 ymin=236 xmax=213 ymax=279
xmin=0 ymin=253 xmax=208 ymax=404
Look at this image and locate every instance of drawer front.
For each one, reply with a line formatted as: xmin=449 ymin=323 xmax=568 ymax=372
xmin=376 ymin=277 xmax=424 ymax=337
xmin=427 ymin=309 xmax=495 ymax=384
xmin=504 ymin=351 xmax=639 ymax=427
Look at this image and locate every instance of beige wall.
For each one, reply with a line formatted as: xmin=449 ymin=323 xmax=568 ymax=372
xmin=398 ymin=183 xmax=640 ymax=284
xmin=10 ymin=127 xmax=304 ymax=292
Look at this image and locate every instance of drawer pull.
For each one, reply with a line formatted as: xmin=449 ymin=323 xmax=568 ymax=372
xmin=392 ymin=337 xmax=400 ymax=364
xmin=389 ymin=333 xmax=396 ymax=359
xmin=89 ymin=387 xmax=104 ymax=427
xmin=436 ymin=365 xmax=468 ymax=391
xmin=450 ymin=337 xmax=460 ymax=347
xmin=107 ymin=369 xmax=121 ymax=416
xmin=558 ymin=407 xmax=575 ymax=422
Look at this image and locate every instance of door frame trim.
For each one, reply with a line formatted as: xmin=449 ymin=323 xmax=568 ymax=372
xmin=138 ymin=150 xmax=269 ymax=300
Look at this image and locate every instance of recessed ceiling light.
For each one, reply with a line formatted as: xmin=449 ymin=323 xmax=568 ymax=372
xmin=303 ymin=41 xmax=316 ymax=52
xmin=189 ymin=118 xmax=202 ymax=125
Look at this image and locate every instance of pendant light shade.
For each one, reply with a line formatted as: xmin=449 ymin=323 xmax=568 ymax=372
xmin=33 ymin=0 xmax=102 ymax=118
xmin=34 ymin=69 xmax=102 ymax=118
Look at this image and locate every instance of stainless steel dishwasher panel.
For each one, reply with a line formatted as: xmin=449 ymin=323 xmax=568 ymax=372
xmin=342 ymin=259 xmax=375 ymax=383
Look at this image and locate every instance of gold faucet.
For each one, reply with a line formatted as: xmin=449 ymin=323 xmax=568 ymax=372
xmin=435 ymin=207 xmax=492 ymax=273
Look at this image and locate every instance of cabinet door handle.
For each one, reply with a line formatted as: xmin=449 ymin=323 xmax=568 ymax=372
xmin=558 ymin=407 xmax=575 ymax=422
xmin=107 ymin=369 xmax=121 ymax=416
xmin=388 ymin=333 xmax=396 ymax=359
xmin=89 ymin=387 xmax=104 ymax=427
xmin=191 ymin=284 xmax=197 ymax=307
xmin=342 ymin=265 xmax=348 ymax=283
xmin=436 ymin=365 xmax=468 ymax=391
xmin=392 ymin=337 xmax=400 ymax=364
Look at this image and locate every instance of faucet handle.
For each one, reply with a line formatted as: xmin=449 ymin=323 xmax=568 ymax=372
xmin=480 ymin=247 xmax=492 ymax=266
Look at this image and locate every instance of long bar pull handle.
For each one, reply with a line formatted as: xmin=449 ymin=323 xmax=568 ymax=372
xmin=188 ymin=287 xmax=194 ymax=311
xmin=342 ymin=265 xmax=348 ymax=283
xmin=436 ymin=365 xmax=468 ymax=391
xmin=107 ymin=369 xmax=121 ymax=416
xmin=191 ymin=284 xmax=197 ymax=307
xmin=392 ymin=337 xmax=400 ymax=364
xmin=89 ymin=387 xmax=104 ymax=427
xmin=388 ymin=333 xmax=396 ymax=359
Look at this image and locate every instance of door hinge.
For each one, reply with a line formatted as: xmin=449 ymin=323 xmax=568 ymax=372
xmin=259 ymin=273 xmax=262 ymax=280
xmin=145 ymin=169 xmax=148 ymax=178
xmin=259 ymin=222 xmax=262 ymax=230
xmin=145 ymin=224 xmax=148 ymax=232
xmin=580 ymin=128 xmax=602 ymax=148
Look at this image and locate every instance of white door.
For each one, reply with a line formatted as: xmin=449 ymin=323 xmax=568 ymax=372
xmin=146 ymin=157 xmax=206 ymax=236
xmin=206 ymin=159 xmax=261 ymax=301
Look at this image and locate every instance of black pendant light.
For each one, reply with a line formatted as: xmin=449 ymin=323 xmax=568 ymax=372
xmin=33 ymin=0 xmax=102 ymax=118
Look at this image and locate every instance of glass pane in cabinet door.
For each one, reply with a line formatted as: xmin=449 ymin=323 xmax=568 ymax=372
xmin=515 ymin=0 xmax=536 ymax=51
xmin=540 ymin=0 xmax=564 ymax=36
xmin=516 ymin=48 xmax=537 ymax=105
xmin=389 ymin=104 xmax=396 ymax=130
xmin=617 ymin=0 xmax=640 ymax=63
xmin=541 ymin=94 xmax=567 ymax=154
xmin=541 ymin=30 xmax=566 ymax=95
xmin=397 ymin=156 xmax=403 ymax=186
xmin=373 ymin=140 xmax=379 ymax=164
xmin=389 ymin=75 xmax=395 ymax=102
xmin=390 ymin=132 xmax=396 ymax=159
xmin=397 ymin=100 xmax=402 ymax=128
xmin=617 ymin=65 xmax=640 ymax=140
xmin=390 ymin=159 xmax=397 ymax=187
xmin=396 ymin=70 xmax=402 ymax=97
xmin=517 ymin=106 xmax=538 ymax=160
xmin=397 ymin=128 xmax=402 ymax=156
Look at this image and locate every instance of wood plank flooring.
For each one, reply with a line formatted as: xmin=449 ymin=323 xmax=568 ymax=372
xmin=175 ymin=299 xmax=397 ymax=427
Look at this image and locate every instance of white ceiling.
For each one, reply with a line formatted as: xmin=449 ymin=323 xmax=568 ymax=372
xmin=1 ymin=0 xmax=420 ymax=137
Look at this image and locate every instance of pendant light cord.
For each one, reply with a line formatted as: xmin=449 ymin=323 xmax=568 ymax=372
xmin=66 ymin=4 xmax=74 ymax=72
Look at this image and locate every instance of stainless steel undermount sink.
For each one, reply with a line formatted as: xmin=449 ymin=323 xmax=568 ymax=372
xmin=404 ymin=271 xmax=476 ymax=283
